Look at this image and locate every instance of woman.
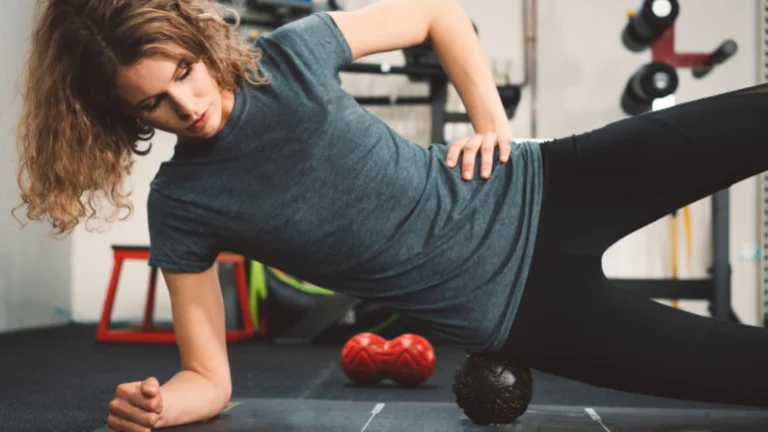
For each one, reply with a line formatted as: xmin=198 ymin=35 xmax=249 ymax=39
xmin=14 ymin=0 xmax=768 ymax=430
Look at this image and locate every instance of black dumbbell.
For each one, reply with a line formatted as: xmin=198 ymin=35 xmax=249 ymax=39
xmin=692 ymin=40 xmax=738 ymax=79
xmin=621 ymin=61 xmax=679 ymax=116
xmin=622 ymin=0 xmax=680 ymax=52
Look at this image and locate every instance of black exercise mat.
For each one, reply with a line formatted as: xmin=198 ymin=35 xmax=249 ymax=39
xmin=1 ymin=324 xmax=760 ymax=432
xmin=90 ymin=399 xmax=768 ymax=432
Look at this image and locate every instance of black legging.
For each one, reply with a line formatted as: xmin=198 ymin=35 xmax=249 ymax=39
xmin=499 ymin=83 xmax=768 ymax=408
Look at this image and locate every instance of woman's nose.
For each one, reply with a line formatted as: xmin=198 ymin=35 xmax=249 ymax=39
xmin=169 ymin=88 xmax=196 ymax=120
xmin=173 ymin=100 xmax=195 ymax=120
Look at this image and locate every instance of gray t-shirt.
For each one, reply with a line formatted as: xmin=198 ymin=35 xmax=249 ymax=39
xmin=147 ymin=13 xmax=544 ymax=353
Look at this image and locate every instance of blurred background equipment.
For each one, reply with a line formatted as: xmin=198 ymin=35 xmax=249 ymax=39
xmin=619 ymin=0 xmax=737 ymax=116
xmin=613 ymin=0 xmax=739 ymax=324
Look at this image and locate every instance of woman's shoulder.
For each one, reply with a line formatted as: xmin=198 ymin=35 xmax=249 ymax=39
xmin=253 ymin=12 xmax=351 ymax=75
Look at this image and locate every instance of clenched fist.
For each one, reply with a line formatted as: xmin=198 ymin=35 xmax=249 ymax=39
xmin=107 ymin=377 xmax=163 ymax=432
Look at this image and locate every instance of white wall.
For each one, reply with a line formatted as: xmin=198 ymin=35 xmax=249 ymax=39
xmin=62 ymin=0 xmax=762 ymax=327
xmin=0 ymin=0 xmax=72 ymax=333
xmin=70 ymin=135 xmax=177 ymax=324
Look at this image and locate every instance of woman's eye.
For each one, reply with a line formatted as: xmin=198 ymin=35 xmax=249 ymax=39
xmin=142 ymin=99 xmax=162 ymax=112
xmin=139 ymin=63 xmax=192 ymax=112
xmin=178 ymin=64 xmax=192 ymax=80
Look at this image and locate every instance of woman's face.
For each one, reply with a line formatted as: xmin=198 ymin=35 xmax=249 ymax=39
xmin=116 ymin=55 xmax=234 ymax=141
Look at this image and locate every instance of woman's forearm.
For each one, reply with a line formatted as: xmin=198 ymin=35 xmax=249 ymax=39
xmin=156 ymin=370 xmax=231 ymax=429
xmin=428 ymin=0 xmax=511 ymax=137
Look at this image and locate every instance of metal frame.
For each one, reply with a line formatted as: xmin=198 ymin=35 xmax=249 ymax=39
xmin=759 ymin=0 xmax=768 ymax=326
xmin=711 ymin=189 xmax=733 ymax=320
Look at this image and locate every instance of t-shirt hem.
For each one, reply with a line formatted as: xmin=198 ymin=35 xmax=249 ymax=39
xmin=147 ymin=258 xmax=215 ymax=274
xmin=315 ymin=12 xmax=354 ymax=67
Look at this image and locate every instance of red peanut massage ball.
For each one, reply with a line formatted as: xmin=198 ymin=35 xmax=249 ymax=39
xmin=385 ymin=333 xmax=436 ymax=387
xmin=341 ymin=333 xmax=437 ymax=387
xmin=340 ymin=332 xmax=388 ymax=386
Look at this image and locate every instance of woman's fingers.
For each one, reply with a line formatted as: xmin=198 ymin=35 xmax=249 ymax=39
xmin=109 ymin=399 xmax=158 ymax=429
xmin=446 ymin=137 xmax=470 ymax=168
xmin=140 ymin=377 xmax=163 ymax=414
xmin=445 ymin=132 xmax=512 ymax=180
xmin=461 ymin=134 xmax=484 ymax=180
xmin=110 ymin=381 xmax=162 ymax=429
xmin=498 ymin=136 xmax=512 ymax=163
xmin=480 ymin=132 xmax=497 ymax=179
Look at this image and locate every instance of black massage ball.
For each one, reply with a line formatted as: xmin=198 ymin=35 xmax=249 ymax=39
xmin=452 ymin=354 xmax=533 ymax=425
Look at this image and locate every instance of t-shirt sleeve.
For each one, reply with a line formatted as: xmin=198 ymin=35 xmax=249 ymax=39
xmin=146 ymin=189 xmax=221 ymax=273
xmin=258 ymin=12 xmax=353 ymax=78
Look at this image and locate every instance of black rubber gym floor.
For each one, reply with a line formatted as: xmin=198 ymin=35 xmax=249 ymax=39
xmin=2 ymin=324 xmax=767 ymax=431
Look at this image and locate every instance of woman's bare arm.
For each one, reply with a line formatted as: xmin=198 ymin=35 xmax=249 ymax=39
xmin=154 ymin=266 xmax=233 ymax=428
xmin=329 ymin=0 xmax=510 ymax=137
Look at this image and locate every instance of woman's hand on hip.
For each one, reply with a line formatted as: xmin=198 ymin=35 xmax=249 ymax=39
xmin=445 ymin=132 xmax=512 ymax=181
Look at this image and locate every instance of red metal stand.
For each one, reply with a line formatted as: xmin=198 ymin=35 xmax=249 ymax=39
xmin=96 ymin=246 xmax=257 ymax=344
xmin=651 ymin=25 xmax=711 ymax=68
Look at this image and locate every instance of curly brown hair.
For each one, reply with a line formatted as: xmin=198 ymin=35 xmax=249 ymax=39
xmin=14 ymin=0 xmax=266 ymax=236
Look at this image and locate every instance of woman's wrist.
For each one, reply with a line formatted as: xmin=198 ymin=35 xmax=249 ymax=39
xmin=473 ymin=117 xmax=512 ymax=141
